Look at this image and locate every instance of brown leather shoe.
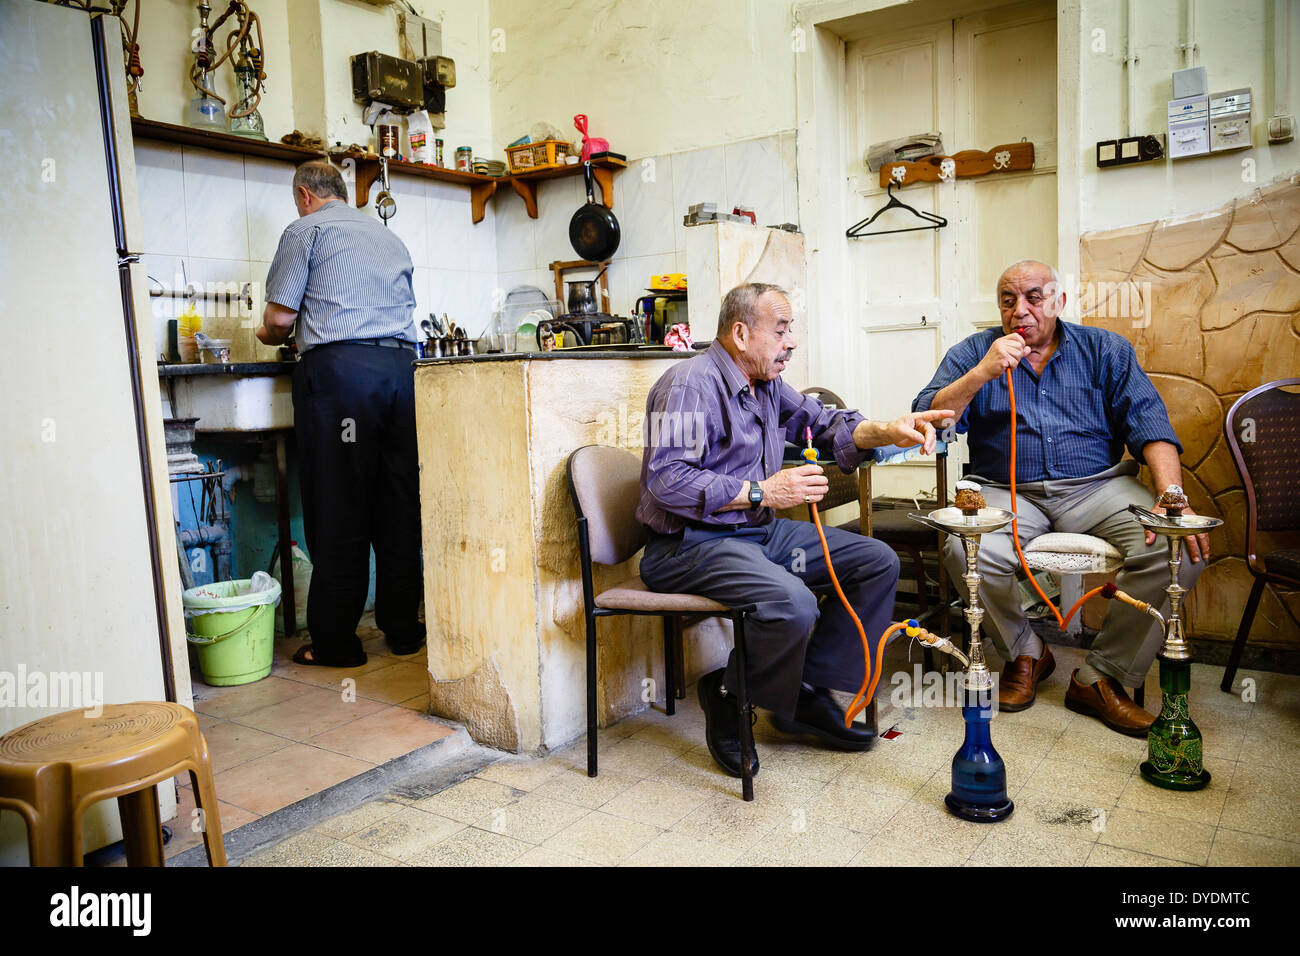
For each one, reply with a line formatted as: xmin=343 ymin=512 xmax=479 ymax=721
xmin=997 ymin=645 xmax=1055 ymax=712
xmin=1064 ymin=670 xmax=1154 ymax=737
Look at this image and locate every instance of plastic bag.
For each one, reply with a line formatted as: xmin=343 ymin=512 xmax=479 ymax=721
xmin=408 ymin=110 xmax=435 ymax=164
xmin=183 ymin=571 xmax=282 ymax=617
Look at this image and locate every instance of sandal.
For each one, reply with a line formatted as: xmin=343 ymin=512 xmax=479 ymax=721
xmin=292 ymin=644 xmax=367 ymax=668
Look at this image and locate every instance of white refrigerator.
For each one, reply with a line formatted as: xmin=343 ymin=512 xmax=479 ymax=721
xmin=0 ymin=0 xmax=190 ymax=864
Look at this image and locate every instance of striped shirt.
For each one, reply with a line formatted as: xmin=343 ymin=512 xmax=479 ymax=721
xmin=636 ymin=340 xmax=895 ymax=534
xmin=912 ymin=321 xmax=1181 ymax=484
xmin=264 ymin=200 xmax=416 ymax=352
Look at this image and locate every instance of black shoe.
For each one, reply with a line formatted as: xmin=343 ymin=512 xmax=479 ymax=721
xmin=770 ymin=686 xmax=875 ymax=751
xmin=697 ymin=668 xmax=759 ymax=779
xmin=386 ymin=624 xmax=427 ymax=656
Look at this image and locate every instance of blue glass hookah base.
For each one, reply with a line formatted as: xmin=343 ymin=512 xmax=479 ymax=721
xmin=945 ymin=698 xmax=1014 ymax=822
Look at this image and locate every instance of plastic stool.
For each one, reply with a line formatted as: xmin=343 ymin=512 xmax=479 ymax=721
xmin=0 ymin=701 xmax=226 ymax=866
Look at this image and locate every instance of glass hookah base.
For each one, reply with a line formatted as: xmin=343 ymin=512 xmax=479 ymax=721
xmin=1139 ymin=761 xmax=1210 ymax=791
xmin=944 ymin=791 xmax=1014 ymax=822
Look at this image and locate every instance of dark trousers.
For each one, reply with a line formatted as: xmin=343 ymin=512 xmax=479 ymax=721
xmin=292 ymin=343 xmax=424 ymax=664
xmin=639 ymin=519 xmax=901 ymax=719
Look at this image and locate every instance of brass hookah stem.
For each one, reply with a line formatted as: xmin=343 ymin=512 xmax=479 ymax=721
xmin=963 ymin=535 xmax=992 ymax=691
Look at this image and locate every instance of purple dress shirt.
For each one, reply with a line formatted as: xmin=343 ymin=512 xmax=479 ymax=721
xmin=636 ymin=340 xmax=894 ymax=534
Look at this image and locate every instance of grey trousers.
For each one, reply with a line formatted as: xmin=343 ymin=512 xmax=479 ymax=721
xmin=641 ymin=519 xmax=901 ymax=720
xmin=943 ymin=461 xmax=1205 ymax=688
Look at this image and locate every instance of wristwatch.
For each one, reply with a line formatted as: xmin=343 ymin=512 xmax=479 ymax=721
xmin=748 ymin=480 xmax=763 ymax=510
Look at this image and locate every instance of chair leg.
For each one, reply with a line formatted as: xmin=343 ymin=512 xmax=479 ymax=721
xmin=118 ymin=785 xmax=164 ymax=867
xmin=1221 ymin=577 xmax=1266 ymax=693
xmin=662 ymin=616 xmax=676 ymax=717
xmin=188 ymin=764 xmax=227 ymax=867
xmin=731 ymin=611 xmax=755 ymax=802
xmin=586 ymin=609 xmax=599 ymax=777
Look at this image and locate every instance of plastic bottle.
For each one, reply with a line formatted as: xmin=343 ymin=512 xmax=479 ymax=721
xmin=177 ymin=302 xmax=203 ymax=363
xmin=271 ymin=541 xmax=312 ymax=633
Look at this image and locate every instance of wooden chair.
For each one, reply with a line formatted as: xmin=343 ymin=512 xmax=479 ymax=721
xmin=1221 ymin=377 xmax=1300 ymax=692
xmin=0 ymin=701 xmax=225 ymax=866
xmin=566 ymin=445 xmax=759 ymax=801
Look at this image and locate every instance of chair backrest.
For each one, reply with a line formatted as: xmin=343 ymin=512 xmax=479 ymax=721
xmin=1225 ymin=379 xmax=1300 ymax=542
xmin=566 ymin=445 xmax=648 ymax=566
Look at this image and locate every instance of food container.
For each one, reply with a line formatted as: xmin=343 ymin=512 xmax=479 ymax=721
xmin=199 ymin=338 xmax=233 ymax=364
xmin=455 ymin=146 xmax=472 ymax=171
xmin=504 ymin=139 xmax=573 ymax=173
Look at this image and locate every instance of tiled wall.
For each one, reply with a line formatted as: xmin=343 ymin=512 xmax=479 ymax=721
xmin=494 ymin=131 xmax=798 ymax=322
xmin=133 ymin=142 xmax=498 ymax=354
xmin=134 ymin=131 xmax=796 ymax=353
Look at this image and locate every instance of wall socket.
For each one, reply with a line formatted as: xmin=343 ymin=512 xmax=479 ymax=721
xmin=1097 ymin=133 xmax=1167 ymax=168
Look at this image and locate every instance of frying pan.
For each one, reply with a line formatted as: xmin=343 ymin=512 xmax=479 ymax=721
xmin=569 ymin=162 xmax=620 ymax=261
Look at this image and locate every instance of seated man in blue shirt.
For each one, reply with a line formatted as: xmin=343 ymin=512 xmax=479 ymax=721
xmin=913 ymin=260 xmax=1211 ymax=736
xmin=637 ymin=282 xmax=953 ymax=778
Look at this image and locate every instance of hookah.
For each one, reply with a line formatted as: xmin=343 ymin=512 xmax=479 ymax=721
xmin=187 ymin=1 xmax=267 ymax=136
xmin=108 ymin=1 xmax=145 ymax=118
xmin=1125 ymin=500 xmax=1222 ymax=790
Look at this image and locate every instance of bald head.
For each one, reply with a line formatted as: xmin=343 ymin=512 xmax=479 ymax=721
xmin=996 ymin=259 xmax=1065 ymax=349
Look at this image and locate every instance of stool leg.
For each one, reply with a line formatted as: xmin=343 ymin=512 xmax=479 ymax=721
xmin=119 ymin=786 xmax=164 ymax=867
xmin=188 ymin=767 xmax=227 ymax=867
xmin=26 ymin=807 xmax=79 ymax=867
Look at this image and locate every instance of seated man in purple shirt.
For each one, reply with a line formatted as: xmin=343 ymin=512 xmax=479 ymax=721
xmin=637 ymin=283 xmax=954 ymax=778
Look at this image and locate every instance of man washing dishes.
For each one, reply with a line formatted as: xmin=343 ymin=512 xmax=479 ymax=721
xmin=255 ymin=160 xmax=425 ymax=667
xmin=637 ymin=283 xmax=954 ymax=778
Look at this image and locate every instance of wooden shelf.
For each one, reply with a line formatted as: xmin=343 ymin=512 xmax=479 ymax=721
xmin=131 ymin=117 xmax=626 ymax=228
xmin=131 ymin=117 xmax=325 ymax=163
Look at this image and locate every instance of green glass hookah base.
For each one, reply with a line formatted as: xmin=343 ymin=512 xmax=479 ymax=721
xmin=1140 ymin=660 xmax=1210 ymax=791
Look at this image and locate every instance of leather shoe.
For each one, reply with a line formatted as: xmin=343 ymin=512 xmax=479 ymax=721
xmin=770 ymin=687 xmax=875 ymax=751
xmin=998 ymin=645 xmax=1055 ymax=712
xmin=697 ymin=668 xmax=759 ymax=778
xmin=1065 ymin=669 xmax=1154 ymax=737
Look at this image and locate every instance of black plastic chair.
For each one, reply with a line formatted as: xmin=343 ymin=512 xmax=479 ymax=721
xmin=1221 ymin=378 xmax=1300 ymax=692
xmin=566 ymin=445 xmax=758 ymax=800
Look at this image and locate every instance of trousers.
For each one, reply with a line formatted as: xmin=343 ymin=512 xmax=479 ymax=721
xmin=292 ymin=342 xmax=424 ymax=664
xmin=943 ymin=460 xmax=1204 ymax=687
xmin=640 ymin=518 xmax=901 ymax=719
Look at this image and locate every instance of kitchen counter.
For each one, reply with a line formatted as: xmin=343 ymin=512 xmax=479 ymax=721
xmin=413 ymin=353 xmax=732 ymax=754
xmin=157 ymin=361 xmax=295 ymax=377
xmin=415 ymin=346 xmax=699 ymax=365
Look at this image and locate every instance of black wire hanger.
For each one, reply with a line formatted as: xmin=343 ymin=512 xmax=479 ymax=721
xmin=846 ymin=182 xmax=947 ymax=238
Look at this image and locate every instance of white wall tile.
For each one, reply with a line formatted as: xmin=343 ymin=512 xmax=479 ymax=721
xmin=182 ymin=149 xmax=249 ymax=261
xmin=671 ymin=146 xmax=726 ymax=253
xmin=411 ymin=267 xmax=434 ymax=339
xmin=492 ymin=186 xmax=536 ymax=273
xmin=386 ymin=176 xmax=430 ymax=269
xmin=533 ymin=174 xmax=584 ymax=270
xmin=724 ymin=136 xmax=784 ymax=227
xmin=428 ymin=182 xmax=475 ymax=271
xmin=469 ymin=199 xmax=499 ymax=276
xmin=617 ymin=153 xmax=675 ymax=259
xmin=243 ymin=157 xmax=298 ymax=263
xmin=134 ymin=143 xmax=188 ymax=257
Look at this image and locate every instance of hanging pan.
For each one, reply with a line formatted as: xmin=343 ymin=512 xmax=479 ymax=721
xmin=569 ymin=161 xmax=620 ymax=261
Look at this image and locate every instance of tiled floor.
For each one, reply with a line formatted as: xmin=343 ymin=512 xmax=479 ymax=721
xmin=164 ymin=614 xmax=454 ymax=860
xmin=241 ymin=642 xmax=1300 ymax=867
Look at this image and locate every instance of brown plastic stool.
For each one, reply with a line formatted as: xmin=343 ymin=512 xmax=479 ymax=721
xmin=0 ymin=701 xmax=226 ymax=866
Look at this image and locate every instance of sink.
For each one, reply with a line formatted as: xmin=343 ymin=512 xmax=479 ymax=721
xmin=168 ymin=374 xmax=293 ymax=431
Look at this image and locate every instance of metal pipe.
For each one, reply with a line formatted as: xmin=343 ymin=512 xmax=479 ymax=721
xmin=179 ymin=523 xmax=232 ymax=583
xmin=1127 ymin=0 xmax=1141 ymax=138
xmin=1275 ymin=0 xmax=1290 ymax=118
xmin=1184 ymin=0 xmax=1198 ymax=68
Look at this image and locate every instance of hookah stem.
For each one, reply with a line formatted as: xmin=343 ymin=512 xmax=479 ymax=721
xmin=1004 ymin=341 xmax=1102 ymax=629
xmin=802 ymin=427 xmax=889 ymax=727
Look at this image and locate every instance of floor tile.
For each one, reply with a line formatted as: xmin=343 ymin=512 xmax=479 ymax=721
xmin=668 ymin=793 xmax=788 ymax=852
xmin=407 ymin=827 xmax=531 ymax=866
xmin=1116 ymin=769 xmax=1229 ymax=826
xmin=1021 ymin=757 xmax=1130 ymax=806
xmin=302 ymin=840 xmax=404 ymax=866
xmin=989 ymin=788 xmax=1107 ymax=843
xmin=1096 ymin=806 xmax=1215 ymax=865
xmin=470 ymin=793 xmax=590 ymax=844
xmin=241 ymin=830 xmax=336 ymax=866
xmin=849 ymin=836 xmax=966 ymax=867
xmin=231 ymin=685 xmax=388 ymax=741
xmin=476 ymin=755 xmax=571 ymax=792
xmin=1084 ymin=843 xmax=1193 ymax=867
xmin=351 ymin=662 xmax=432 ymax=705
xmin=1207 ymin=827 xmax=1300 ymax=866
xmin=804 ymin=784 xmax=907 ymax=835
xmin=599 ymin=778 xmax=709 ymax=829
xmin=511 ymin=845 xmax=600 ymax=867
xmin=834 ymin=755 xmax=938 ymax=800
xmin=409 ymin=776 xmax=523 ymax=824
xmin=191 ymin=675 xmax=316 ymax=720
xmin=877 ymin=802 xmax=991 ymax=858
xmin=200 ymin=720 xmax=292 ymax=773
xmin=1217 ymin=787 xmax=1300 ymax=843
xmin=307 ymin=705 xmax=455 ymax=764
xmin=593 ymin=737 xmax=682 ymax=777
xmin=213 ymin=743 xmax=374 ymax=816
xmin=311 ymin=798 xmax=405 ymax=840
xmin=967 ymin=825 xmax=1094 ymax=866
xmin=166 ymin=785 xmax=259 ymax=859
xmin=737 ymin=819 xmax=867 ymax=866
xmin=532 ymin=764 xmax=640 ymax=809
xmin=343 ymin=805 xmax=464 ymax=862
xmin=540 ymin=810 xmax=661 ymax=865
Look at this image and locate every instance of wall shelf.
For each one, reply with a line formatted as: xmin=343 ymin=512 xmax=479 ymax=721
xmin=131 ymin=117 xmax=626 ymax=227
xmin=131 ymin=117 xmax=325 ymax=163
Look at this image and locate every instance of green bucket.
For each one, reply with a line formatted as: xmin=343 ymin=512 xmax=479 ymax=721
xmin=184 ymin=577 xmax=282 ymax=686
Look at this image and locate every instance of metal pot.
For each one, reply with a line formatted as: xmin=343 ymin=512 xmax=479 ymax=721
xmin=566 ymin=280 xmax=599 ymax=315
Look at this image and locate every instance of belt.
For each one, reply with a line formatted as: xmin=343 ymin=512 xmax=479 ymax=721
xmin=341 ymin=337 xmax=417 ymax=351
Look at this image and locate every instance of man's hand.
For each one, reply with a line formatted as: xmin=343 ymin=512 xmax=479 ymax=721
xmin=882 ymin=408 xmax=956 ymax=454
xmin=258 ymin=302 xmax=298 ymax=346
xmin=975 ymin=332 xmax=1030 ymax=381
xmin=1147 ymin=503 xmax=1212 ymax=563
xmin=760 ymin=464 xmax=829 ymax=509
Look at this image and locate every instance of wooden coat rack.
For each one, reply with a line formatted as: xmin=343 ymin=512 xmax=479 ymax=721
xmin=877 ymin=141 xmax=1034 ymax=188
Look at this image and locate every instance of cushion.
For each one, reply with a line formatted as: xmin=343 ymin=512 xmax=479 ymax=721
xmin=1023 ymin=532 xmax=1123 ymax=574
xmin=595 ymin=575 xmax=730 ymax=613
xmin=1263 ymin=549 xmax=1300 ymax=582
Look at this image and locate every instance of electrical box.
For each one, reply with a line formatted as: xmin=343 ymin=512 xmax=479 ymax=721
xmin=1168 ymin=94 xmax=1210 ymax=159
xmin=1210 ymin=88 xmax=1252 ymax=152
xmin=1172 ymin=66 xmax=1207 ymax=99
xmin=1096 ymin=133 xmax=1166 ymax=168
xmin=351 ymin=51 xmax=425 ymax=112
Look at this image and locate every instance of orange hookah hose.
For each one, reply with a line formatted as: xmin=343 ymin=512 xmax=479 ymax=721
xmin=1005 ymin=355 xmax=1103 ymax=629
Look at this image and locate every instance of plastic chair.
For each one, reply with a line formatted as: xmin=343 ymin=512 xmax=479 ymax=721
xmin=567 ymin=445 xmax=759 ymax=801
xmin=1221 ymin=378 xmax=1300 ymax=692
xmin=0 ymin=701 xmax=226 ymax=866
